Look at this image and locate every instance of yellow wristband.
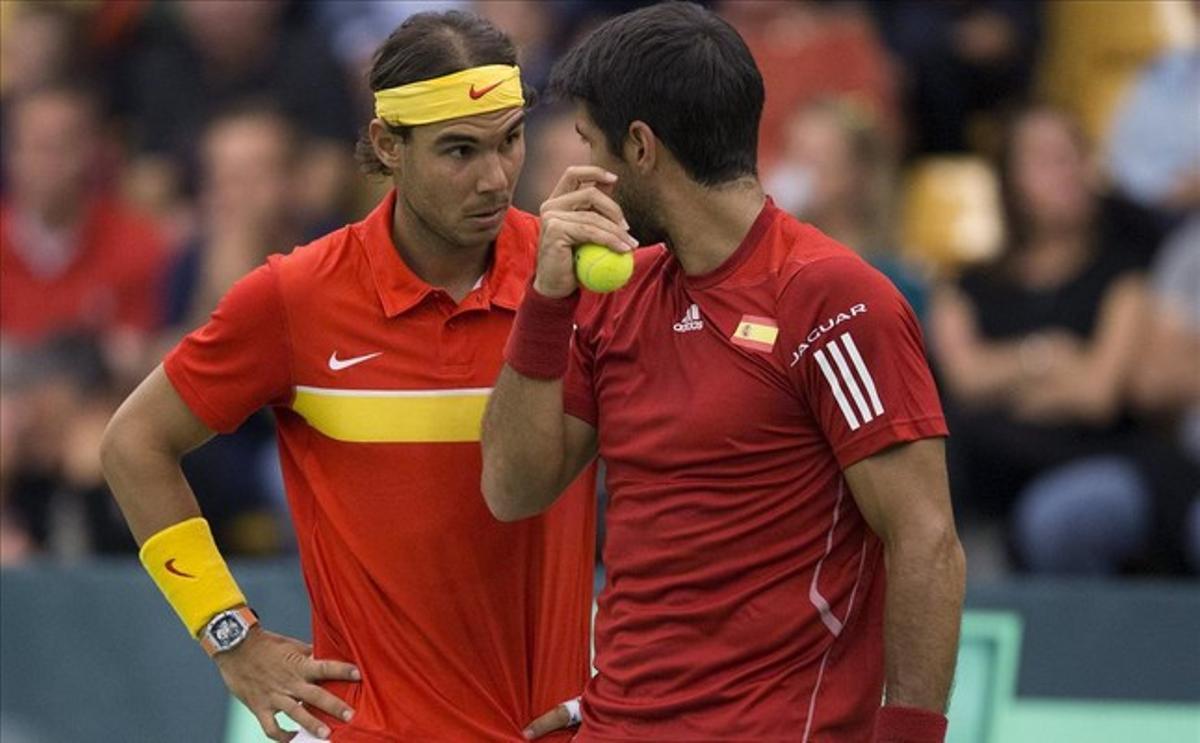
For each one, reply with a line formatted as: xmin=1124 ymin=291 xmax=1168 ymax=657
xmin=139 ymin=517 xmax=247 ymax=637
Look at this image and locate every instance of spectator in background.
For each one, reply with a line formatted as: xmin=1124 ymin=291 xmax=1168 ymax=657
xmin=871 ymin=0 xmax=1041 ymax=157
xmin=514 ymin=105 xmax=591 ymax=212
xmin=165 ymin=102 xmax=311 ymax=332
xmin=117 ymin=0 xmax=357 ymax=232
xmin=929 ymin=106 xmax=1156 ymax=575
xmin=1 ymin=371 xmax=35 ymax=564
xmin=0 ymin=82 xmax=166 ymax=559
xmin=1036 ymin=0 xmax=1185 ymax=151
xmin=1107 ymin=9 xmax=1200 ymax=224
xmin=473 ymin=0 xmax=559 ymax=91
xmin=313 ymin=0 xmax=466 ymax=111
xmin=0 ymin=336 xmax=132 ymax=557
xmin=1 ymin=82 xmax=166 ymax=369
xmin=0 ymin=1 xmax=82 ymax=102
xmin=1130 ymin=216 xmax=1200 ymax=573
xmin=717 ymin=0 xmax=900 ymax=173
xmin=766 ymin=97 xmax=929 ymax=318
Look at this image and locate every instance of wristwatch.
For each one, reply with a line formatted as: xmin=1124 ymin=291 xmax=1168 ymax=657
xmin=199 ymin=606 xmax=259 ymax=657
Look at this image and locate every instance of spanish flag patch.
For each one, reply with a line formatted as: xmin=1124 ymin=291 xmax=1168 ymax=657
xmin=731 ymin=315 xmax=779 ymax=352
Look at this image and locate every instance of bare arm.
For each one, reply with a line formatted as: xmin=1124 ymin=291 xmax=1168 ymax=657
xmin=482 ymin=165 xmax=635 ymax=522
xmin=1013 ymin=275 xmax=1148 ymax=423
xmin=928 ymin=285 xmax=1032 ymax=405
xmin=482 ymin=368 xmax=598 ymax=521
xmin=100 ymin=365 xmax=215 ymax=543
xmin=930 ymin=276 xmax=1148 ymax=424
xmin=100 ymin=365 xmax=357 ymax=741
xmin=1129 ymin=301 xmax=1200 ymax=411
xmin=844 ymin=438 xmax=965 ymax=712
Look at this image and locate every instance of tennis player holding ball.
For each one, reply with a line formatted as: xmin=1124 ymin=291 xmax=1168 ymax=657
xmin=484 ymin=3 xmax=965 ymax=742
xmin=101 ymin=11 xmax=598 ymax=743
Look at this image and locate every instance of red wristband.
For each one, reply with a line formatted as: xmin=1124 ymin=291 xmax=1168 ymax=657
xmin=504 ymin=284 xmax=580 ymax=379
xmin=873 ymin=706 xmax=948 ymax=743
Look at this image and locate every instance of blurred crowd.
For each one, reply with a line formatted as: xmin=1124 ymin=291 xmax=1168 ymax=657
xmin=1 ymin=0 xmax=1197 ymax=578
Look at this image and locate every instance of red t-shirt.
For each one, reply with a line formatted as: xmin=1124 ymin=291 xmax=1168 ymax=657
xmin=165 ymin=192 xmax=595 ymax=742
xmin=0 ymin=198 xmax=166 ymax=344
xmin=564 ymin=200 xmax=946 ymax=742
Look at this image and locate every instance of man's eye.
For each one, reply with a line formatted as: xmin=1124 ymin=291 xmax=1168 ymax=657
xmin=448 ymin=146 xmax=471 ymax=159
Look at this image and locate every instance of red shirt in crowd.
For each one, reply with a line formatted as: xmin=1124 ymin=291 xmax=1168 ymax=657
xmin=166 ymin=192 xmax=596 ymax=741
xmin=564 ymin=200 xmax=946 ymax=742
xmin=0 ymin=198 xmax=166 ymax=344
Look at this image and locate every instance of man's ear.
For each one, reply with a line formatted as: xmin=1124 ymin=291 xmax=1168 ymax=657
xmin=369 ymin=118 xmax=405 ymax=172
xmin=623 ymin=121 xmax=657 ymax=175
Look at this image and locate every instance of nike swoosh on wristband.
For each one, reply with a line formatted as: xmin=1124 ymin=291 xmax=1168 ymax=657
xmin=468 ymin=80 xmax=505 ymax=100
xmin=164 ymin=559 xmax=196 ymax=579
xmin=328 ymin=351 xmax=383 ymax=371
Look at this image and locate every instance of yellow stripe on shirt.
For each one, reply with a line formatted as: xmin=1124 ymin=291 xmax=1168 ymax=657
xmin=292 ymin=386 xmax=491 ymax=443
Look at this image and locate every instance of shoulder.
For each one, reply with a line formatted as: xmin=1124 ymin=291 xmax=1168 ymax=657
xmin=772 ymin=232 xmax=915 ymax=344
xmin=775 ymin=226 xmax=897 ymax=308
xmin=755 ymin=211 xmax=867 ymax=287
xmin=276 ymin=222 xmax=357 ymax=277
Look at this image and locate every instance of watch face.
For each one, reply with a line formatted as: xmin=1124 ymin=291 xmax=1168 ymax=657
xmin=211 ymin=614 xmax=245 ymax=649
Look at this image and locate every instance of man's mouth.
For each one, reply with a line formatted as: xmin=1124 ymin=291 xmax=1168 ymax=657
xmin=467 ymin=203 xmax=507 ymax=219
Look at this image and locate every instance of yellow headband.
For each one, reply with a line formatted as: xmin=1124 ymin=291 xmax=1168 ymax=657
xmin=374 ymin=64 xmax=525 ymax=126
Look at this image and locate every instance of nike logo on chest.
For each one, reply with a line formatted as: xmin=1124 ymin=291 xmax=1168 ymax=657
xmin=328 ymin=351 xmax=383 ymax=371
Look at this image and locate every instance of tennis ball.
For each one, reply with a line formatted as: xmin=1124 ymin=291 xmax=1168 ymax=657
xmin=574 ymin=242 xmax=634 ymax=293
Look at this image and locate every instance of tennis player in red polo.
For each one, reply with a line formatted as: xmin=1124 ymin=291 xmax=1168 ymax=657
xmin=482 ymin=4 xmax=965 ymax=743
xmin=102 ymin=12 xmax=593 ymax=743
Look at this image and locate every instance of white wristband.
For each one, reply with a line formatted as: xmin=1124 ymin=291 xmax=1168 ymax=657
xmin=563 ymin=697 xmax=582 ymax=727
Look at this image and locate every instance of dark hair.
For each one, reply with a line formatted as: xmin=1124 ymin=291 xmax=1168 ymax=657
xmin=995 ymin=103 xmax=1089 ymax=255
xmin=356 ymin=10 xmax=534 ymax=176
xmin=204 ymin=98 xmax=299 ymax=161
xmin=548 ymin=1 xmax=764 ymax=186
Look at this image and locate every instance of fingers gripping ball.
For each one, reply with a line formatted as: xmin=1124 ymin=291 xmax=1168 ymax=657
xmin=574 ymin=243 xmax=633 ymax=293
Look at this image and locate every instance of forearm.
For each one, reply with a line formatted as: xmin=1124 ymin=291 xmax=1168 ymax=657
xmin=101 ymin=382 xmax=253 ymax=641
xmin=1037 ymin=275 xmax=1147 ymax=421
xmin=1129 ymin=323 xmax=1200 ymax=412
xmin=481 ymin=366 xmax=573 ymax=521
xmin=99 ymin=366 xmax=216 ymax=545
xmin=943 ymin=341 xmax=1028 ymax=405
xmin=930 ymin=288 xmax=1027 ymax=405
xmin=100 ymin=418 xmax=203 ymax=545
xmin=882 ymin=526 xmax=966 ymax=711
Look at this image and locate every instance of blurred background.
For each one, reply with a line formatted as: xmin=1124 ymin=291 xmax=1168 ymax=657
xmin=0 ymin=1 xmax=1197 ymax=742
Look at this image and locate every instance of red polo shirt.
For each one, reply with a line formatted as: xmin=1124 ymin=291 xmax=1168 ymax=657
xmin=165 ymin=191 xmax=595 ymax=741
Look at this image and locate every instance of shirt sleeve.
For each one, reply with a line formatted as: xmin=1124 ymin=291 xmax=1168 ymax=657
xmin=163 ymin=262 xmax=293 ymax=434
xmin=781 ymin=256 xmax=947 ymax=469
xmin=562 ymin=302 xmax=599 ymax=427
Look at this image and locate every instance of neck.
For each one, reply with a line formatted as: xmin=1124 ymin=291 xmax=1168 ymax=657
xmin=662 ymin=176 xmax=766 ymax=276
xmin=392 ymin=194 xmax=491 ymax=303
xmin=1015 ymin=231 xmax=1091 ymax=288
xmin=19 ymin=193 xmax=86 ymax=231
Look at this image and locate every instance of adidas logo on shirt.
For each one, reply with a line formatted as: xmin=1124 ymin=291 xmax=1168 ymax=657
xmin=673 ymin=303 xmax=704 ymax=333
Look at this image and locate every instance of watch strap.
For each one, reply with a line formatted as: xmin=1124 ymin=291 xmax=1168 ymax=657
xmin=200 ymin=606 xmax=259 ymax=657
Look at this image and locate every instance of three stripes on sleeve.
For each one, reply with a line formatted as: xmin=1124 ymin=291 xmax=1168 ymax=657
xmin=812 ymin=332 xmax=884 ymax=431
